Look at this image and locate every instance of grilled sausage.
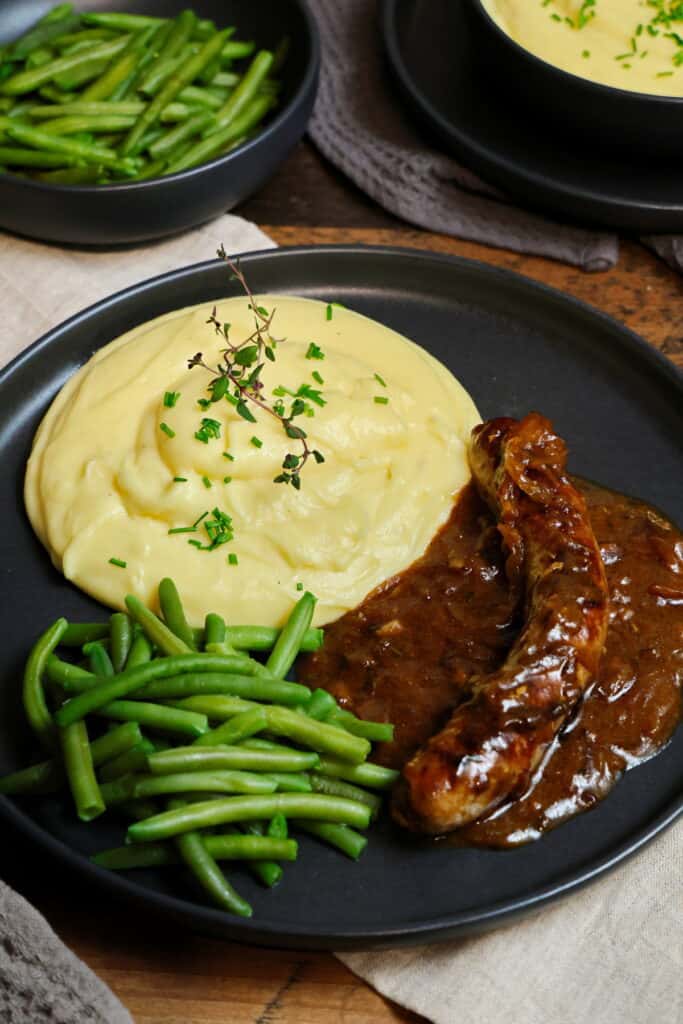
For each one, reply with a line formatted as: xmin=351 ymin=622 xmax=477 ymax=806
xmin=392 ymin=413 xmax=609 ymax=834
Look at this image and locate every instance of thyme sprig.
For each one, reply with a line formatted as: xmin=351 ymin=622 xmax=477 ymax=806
xmin=188 ymin=246 xmax=324 ymax=490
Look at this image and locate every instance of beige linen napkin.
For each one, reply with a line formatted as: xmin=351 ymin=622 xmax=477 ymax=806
xmin=0 ymin=213 xmax=274 ymax=1024
xmin=0 ymin=214 xmax=275 ymax=366
xmin=340 ymin=820 xmax=683 ymax=1024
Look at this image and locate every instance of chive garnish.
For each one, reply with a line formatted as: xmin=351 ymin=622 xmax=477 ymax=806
xmin=163 ymin=391 xmax=180 ymax=408
xmin=305 ymin=342 xmax=325 ymax=360
xmin=251 ymin=436 xmax=263 ymax=448
xmin=202 ymin=476 xmax=212 ymax=489
xmin=108 ymin=557 xmax=127 ymax=569
xmin=173 ymin=477 xmax=188 ymax=483
xmin=374 ymin=396 xmax=389 ymax=405
xmin=374 ymin=372 xmax=387 ymax=387
xmin=160 ymin=423 xmax=175 ymax=438
xmin=227 ymin=552 xmax=239 ymax=565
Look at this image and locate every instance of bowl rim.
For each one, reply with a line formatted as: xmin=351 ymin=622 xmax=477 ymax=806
xmin=469 ymin=0 xmax=683 ymax=106
xmin=0 ymin=0 xmax=321 ymax=194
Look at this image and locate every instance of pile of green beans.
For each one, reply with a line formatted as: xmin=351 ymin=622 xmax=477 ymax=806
xmin=1 ymin=578 xmax=398 ymax=918
xmin=0 ymin=4 xmax=283 ymax=184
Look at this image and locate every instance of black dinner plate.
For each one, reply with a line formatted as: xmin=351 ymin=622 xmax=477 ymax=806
xmin=0 ymin=245 xmax=681 ymax=950
xmin=381 ymin=0 xmax=683 ymax=233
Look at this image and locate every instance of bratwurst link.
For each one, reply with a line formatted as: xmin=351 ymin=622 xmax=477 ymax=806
xmin=392 ymin=414 xmax=610 ymax=834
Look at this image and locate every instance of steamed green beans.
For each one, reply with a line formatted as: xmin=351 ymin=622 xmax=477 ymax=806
xmin=5 ymin=579 xmax=394 ymax=921
xmin=0 ymin=9 xmax=283 ymax=183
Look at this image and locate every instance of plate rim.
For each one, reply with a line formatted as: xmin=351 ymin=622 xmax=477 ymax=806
xmin=1 ymin=243 xmax=681 ymax=949
xmin=380 ymin=0 xmax=683 ymax=225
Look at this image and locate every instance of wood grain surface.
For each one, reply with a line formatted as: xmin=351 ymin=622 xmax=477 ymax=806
xmin=4 ymin=140 xmax=681 ymax=1024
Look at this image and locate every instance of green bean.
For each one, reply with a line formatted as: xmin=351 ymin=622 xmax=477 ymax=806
xmin=158 ymin=578 xmax=196 ymax=650
xmin=54 ymin=55 xmax=113 ymax=91
xmin=54 ymin=29 xmax=116 ymax=50
xmin=82 ymin=24 xmax=157 ymax=102
xmin=85 ymin=641 xmax=114 ymax=677
xmin=60 ymin=38 xmax=108 ymax=57
xmin=137 ymin=9 xmax=196 ymax=96
xmin=0 ymin=146 xmax=78 ymax=167
xmin=5 ymin=122 xmax=138 ymax=173
xmin=27 ymin=47 xmax=56 ymax=70
xmin=134 ymin=769 xmax=278 ymax=799
xmin=112 ymin=20 xmax=171 ymax=100
xmin=305 ymin=688 xmax=337 ymax=721
xmin=93 ymin=842 xmax=175 ymax=870
xmin=158 ymin=100 xmax=200 ymax=123
xmin=176 ymin=827 xmax=252 ymax=917
xmin=193 ymin=706 xmax=267 ymax=747
xmin=40 ymin=4 xmax=75 ymax=25
xmin=164 ymin=102 xmax=258 ymax=173
xmin=193 ymin=19 xmax=217 ymax=41
xmin=149 ymin=744 xmax=318 ymax=776
xmin=263 ymin=706 xmax=371 ymax=764
xmin=270 ymin=772 xmax=312 ymax=793
xmin=109 ymin=613 xmax=132 ymax=673
xmin=23 ymin=617 xmax=67 ymax=750
xmin=210 ymin=71 xmax=239 ymax=89
xmin=30 ymin=100 xmax=144 ymax=118
xmin=149 ymin=108 xmax=213 ymax=159
xmin=128 ymin=793 xmax=372 ymax=843
xmin=122 ymin=28 xmax=230 ymax=156
xmin=179 ymin=84 xmax=227 ymax=108
xmin=97 ymin=774 xmax=136 ymax=805
xmin=52 ymin=651 xmax=255 ymax=724
xmin=0 ymin=758 xmax=63 ymax=795
xmin=59 ymin=622 xmax=109 ymax=646
xmin=1 ymin=36 xmax=130 ymax=95
xmin=98 ymin=743 xmax=151 ymax=783
xmin=37 ymin=165 xmax=103 ymax=183
xmin=38 ymin=84 xmax=72 ymax=102
xmin=124 ymin=594 xmax=192 ymax=655
xmin=82 ymin=13 xmax=166 ymax=32
xmin=138 ymin=50 xmax=187 ymax=97
xmin=136 ymin=125 xmax=165 ymax=151
xmin=91 ymin=722 xmax=144 ymax=762
xmin=239 ymin=820 xmax=282 ymax=887
xmin=93 ymin=700 xmax=208 ymax=739
xmin=169 ymin=695 xmax=259 ymax=719
xmin=59 ymin=720 xmax=105 ymax=822
xmin=316 ymin=757 xmax=400 ymax=790
xmin=222 ymin=625 xmax=324 ymax=653
xmin=5 ymin=13 xmax=81 ymax=62
xmin=325 ymin=708 xmax=395 ymax=744
xmin=135 ymin=672 xmax=309 ymax=705
xmin=45 ymin=655 xmax=94 ymax=689
xmin=209 ymin=50 xmax=273 ymax=135
xmin=221 ymin=40 xmax=256 ymax=61
xmin=93 ymin=834 xmax=297 ymax=870
xmin=134 ymin=156 xmax=165 ymax=179
xmin=293 ymin=820 xmax=368 ymax=861
xmin=309 ymin=773 xmax=382 ymax=819
xmin=124 ymin=632 xmax=153 ymax=670
xmin=203 ymin=613 xmax=226 ymax=649
xmin=266 ymin=591 xmax=316 ymax=680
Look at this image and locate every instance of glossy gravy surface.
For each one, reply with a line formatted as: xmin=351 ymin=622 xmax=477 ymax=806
xmin=299 ymin=481 xmax=683 ymax=847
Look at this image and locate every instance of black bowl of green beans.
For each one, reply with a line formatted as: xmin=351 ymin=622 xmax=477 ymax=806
xmin=0 ymin=0 xmax=319 ymax=244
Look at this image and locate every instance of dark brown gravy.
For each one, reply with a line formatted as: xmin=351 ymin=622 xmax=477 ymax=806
xmin=299 ymin=480 xmax=683 ymax=847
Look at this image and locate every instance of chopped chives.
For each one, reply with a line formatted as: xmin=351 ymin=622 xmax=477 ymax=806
xmin=108 ymin=557 xmax=127 ymax=569
xmin=202 ymin=476 xmax=212 ymax=489
xmin=374 ymin=396 xmax=389 ymax=405
xmin=173 ymin=477 xmax=187 ymax=483
xmin=223 ymin=476 xmax=232 ymax=484
xmin=312 ymin=370 xmax=324 ymax=385
xmin=227 ymin=552 xmax=238 ymax=565
xmin=251 ymin=436 xmax=263 ymax=448
xmin=168 ymin=526 xmax=197 ymax=535
xmin=163 ymin=391 xmax=180 ymax=408
xmin=223 ymin=452 xmax=235 ymax=461
xmin=326 ymin=304 xmax=333 ymax=320
xmin=305 ymin=342 xmax=325 ymax=360
xmin=296 ymin=582 xmax=304 ymax=591
xmin=160 ymin=423 xmax=175 ymax=438
xmin=374 ymin=372 xmax=387 ymax=387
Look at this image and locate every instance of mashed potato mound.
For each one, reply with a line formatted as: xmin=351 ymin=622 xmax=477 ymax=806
xmin=25 ymin=296 xmax=480 ymax=627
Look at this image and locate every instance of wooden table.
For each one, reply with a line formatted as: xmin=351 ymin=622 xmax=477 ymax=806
xmin=4 ymin=141 xmax=682 ymax=1024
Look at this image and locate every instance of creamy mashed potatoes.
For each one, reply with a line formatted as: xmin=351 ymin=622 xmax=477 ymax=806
xmin=26 ymin=296 xmax=479 ymax=627
xmin=483 ymin=0 xmax=683 ymax=95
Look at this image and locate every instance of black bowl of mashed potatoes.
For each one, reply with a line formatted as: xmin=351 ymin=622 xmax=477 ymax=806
xmin=466 ymin=0 xmax=683 ymax=158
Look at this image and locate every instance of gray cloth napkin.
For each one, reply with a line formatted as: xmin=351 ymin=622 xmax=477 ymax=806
xmin=0 ymin=214 xmax=275 ymax=1024
xmin=307 ymin=0 xmax=682 ymax=274
xmin=0 ymin=880 xmax=132 ymax=1024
